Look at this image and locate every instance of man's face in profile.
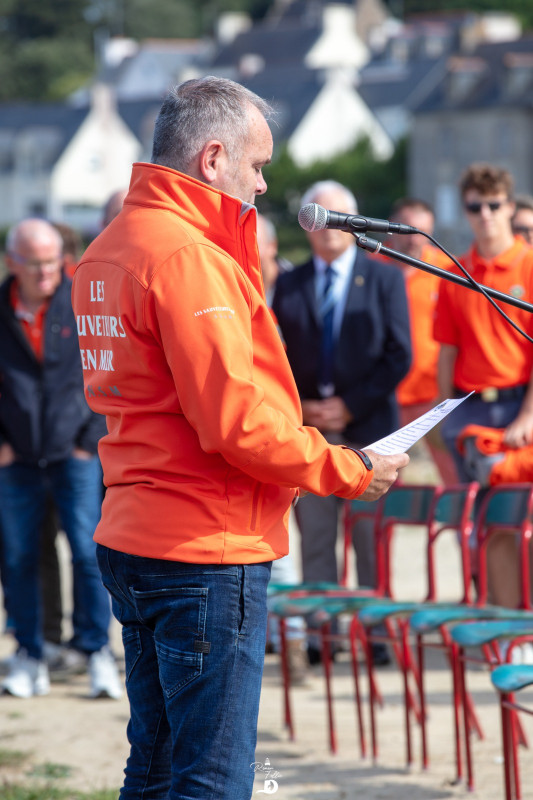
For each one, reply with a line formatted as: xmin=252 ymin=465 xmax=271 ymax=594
xmin=215 ymin=104 xmax=273 ymax=205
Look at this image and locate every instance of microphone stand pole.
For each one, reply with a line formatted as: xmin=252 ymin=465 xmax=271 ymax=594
xmin=354 ymin=233 xmax=533 ymax=314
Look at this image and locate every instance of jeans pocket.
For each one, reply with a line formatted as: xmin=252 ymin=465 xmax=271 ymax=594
xmin=131 ymin=585 xmax=208 ymax=699
xmin=122 ymin=627 xmax=142 ymax=683
xmin=155 ymin=641 xmax=203 ymax=698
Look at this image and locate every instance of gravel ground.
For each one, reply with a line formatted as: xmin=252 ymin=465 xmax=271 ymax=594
xmin=0 ymin=447 xmax=531 ymax=799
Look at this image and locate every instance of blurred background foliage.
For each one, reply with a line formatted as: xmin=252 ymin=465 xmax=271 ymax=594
xmin=257 ymin=138 xmax=407 ymax=263
xmin=0 ymin=0 xmax=531 ymax=257
xmin=0 ymin=0 xmax=532 ymax=102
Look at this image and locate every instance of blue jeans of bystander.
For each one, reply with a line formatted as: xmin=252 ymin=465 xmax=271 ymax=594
xmin=96 ymin=545 xmax=271 ymax=800
xmin=0 ymin=456 xmax=109 ymax=659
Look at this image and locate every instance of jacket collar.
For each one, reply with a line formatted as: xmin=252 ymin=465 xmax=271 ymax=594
xmin=125 ymin=162 xmax=262 ymax=291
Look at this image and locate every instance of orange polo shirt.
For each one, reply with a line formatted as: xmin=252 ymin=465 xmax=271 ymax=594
xmin=396 ymin=245 xmax=452 ymax=406
xmin=434 ymin=238 xmax=533 ymax=393
xmin=10 ymin=281 xmax=48 ymax=361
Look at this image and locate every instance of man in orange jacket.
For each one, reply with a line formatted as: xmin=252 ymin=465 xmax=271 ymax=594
xmin=386 ymin=197 xmax=458 ymax=485
xmin=71 ymin=76 xmax=408 ymax=800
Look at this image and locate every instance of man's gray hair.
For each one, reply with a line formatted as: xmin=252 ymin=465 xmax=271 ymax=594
xmin=301 ymin=181 xmax=358 ymax=213
xmin=151 ymin=76 xmax=274 ymax=173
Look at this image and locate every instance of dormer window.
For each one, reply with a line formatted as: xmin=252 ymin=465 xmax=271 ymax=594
xmin=446 ymin=56 xmax=487 ymax=102
xmin=504 ymin=52 xmax=533 ymax=98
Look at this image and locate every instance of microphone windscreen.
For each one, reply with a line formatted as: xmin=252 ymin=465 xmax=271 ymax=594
xmin=298 ymin=203 xmax=327 ymax=232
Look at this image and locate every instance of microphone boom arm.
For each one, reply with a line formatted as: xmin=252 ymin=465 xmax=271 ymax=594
xmin=354 ymin=233 xmax=533 ymax=314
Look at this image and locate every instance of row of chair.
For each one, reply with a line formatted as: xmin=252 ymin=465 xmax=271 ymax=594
xmin=267 ymin=481 xmax=533 ymax=800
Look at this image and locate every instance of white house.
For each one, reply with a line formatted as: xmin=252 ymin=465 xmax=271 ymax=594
xmin=0 ymin=86 xmax=153 ymax=233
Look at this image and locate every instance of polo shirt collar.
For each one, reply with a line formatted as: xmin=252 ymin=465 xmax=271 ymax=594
xmin=470 ymin=237 xmax=527 ymax=272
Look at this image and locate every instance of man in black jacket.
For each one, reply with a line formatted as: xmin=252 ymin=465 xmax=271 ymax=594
xmin=273 ymin=181 xmax=411 ymax=663
xmin=0 ymin=218 xmax=121 ymax=699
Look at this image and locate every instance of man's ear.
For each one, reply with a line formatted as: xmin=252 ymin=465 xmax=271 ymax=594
xmin=4 ymin=255 xmax=17 ymax=277
xmin=198 ymin=140 xmax=226 ymax=184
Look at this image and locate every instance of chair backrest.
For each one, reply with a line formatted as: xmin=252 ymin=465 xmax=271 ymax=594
xmin=341 ymin=494 xmax=385 ymax=586
xmin=426 ymin=482 xmax=480 ymax=604
xmin=344 ymin=482 xmax=480 ymax=601
xmin=373 ymin=483 xmax=439 ymax=597
xmin=476 ymin=483 xmax=533 ymax=609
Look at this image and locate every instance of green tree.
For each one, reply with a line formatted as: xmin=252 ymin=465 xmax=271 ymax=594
xmin=257 ymin=138 xmax=408 ymax=264
xmin=0 ymin=0 xmax=93 ymax=40
xmin=388 ymin=0 xmax=533 ymax=31
xmin=0 ymin=37 xmax=94 ymax=101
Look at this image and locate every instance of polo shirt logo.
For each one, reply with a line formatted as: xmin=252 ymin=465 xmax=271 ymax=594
xmin=510 ymin=284 xmax=525 ymax=298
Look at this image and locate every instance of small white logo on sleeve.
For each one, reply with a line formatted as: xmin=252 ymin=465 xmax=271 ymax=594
xmin=193 ymin=306 xmax=235 ymax=319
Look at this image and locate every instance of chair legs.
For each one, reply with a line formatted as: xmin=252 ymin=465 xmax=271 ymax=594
xmin=349 ymin=616 xmax=368 ymax=759
xmin=320 ymin=620 xmax=337 ymax=754
xmin=279 ymin=618 xmax=295 ymax=740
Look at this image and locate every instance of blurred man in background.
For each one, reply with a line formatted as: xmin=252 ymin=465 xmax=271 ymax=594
xmin=385 ymin=197 xmax=457 ymax=485
xmin=0 ymin=218 xmax=119 ymax=700
xmin=274 ymin=180 xmax=411 ymax=664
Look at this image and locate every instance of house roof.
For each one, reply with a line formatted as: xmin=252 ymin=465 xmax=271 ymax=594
xmin=358 ymin=56 xmax=448 ymax=111
xmin=117 ymin=98 xmax=163 ymax=142
xmin=211 ymin=20 xmax=322 ymax=69
xmin=0 ymin=103 xmax=88 ymax=169
xmin=239 ymin=66 xmax=325 ymax=145
xmin=100 ymin=39 xmax=212 ymax=100
xmin=0 ymin=97 xmax=167 ymax=174
xmin=413 ymin=36 xmax=533 ymax=113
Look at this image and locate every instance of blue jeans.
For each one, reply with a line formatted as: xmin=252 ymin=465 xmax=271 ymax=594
xmin=0 ymin=456 xmax=110 ymax=659
xmin=97 ymin=545 xmax=271 ymax=800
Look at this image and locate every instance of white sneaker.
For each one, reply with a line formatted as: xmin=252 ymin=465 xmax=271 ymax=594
xmin=2 ymin=650 xmax=50 ymax=698
xmin=43 ymin=641 xmax=88 ymax=679
xmin=88 ymin=647 xmax=122 ymax=700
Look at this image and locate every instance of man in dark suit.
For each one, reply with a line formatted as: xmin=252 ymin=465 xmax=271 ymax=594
xmin=273 ymin=181 xmax=411 ymax=662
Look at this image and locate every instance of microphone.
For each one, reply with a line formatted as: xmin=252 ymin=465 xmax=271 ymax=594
xmin=298 ymin=203 xmax=417 ymax=235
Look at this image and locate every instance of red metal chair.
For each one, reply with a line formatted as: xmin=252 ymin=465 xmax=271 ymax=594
xmin=330 ymin=483 xmax=441 ymax=760
xmin=355 ymin=482 xmax=479 ymax=769
xmin=491 ymin=643 xmax=533 ymax=800
xmin=269 ymin=483 xmax=439 ymax=757
xmin=410 ymin=482 xmax=533 ymax=790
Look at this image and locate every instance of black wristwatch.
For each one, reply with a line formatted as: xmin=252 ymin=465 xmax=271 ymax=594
xmin=348 ymin=448 xmax=373 ymax=471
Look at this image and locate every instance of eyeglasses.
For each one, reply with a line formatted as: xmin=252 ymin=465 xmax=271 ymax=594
xmin=9 ymin=252 xmax=62 ymax=272
xmin=513 ymin=225 xmax=533 ymax=237
xmin=464 ymin=200 xmax=505 ymax=214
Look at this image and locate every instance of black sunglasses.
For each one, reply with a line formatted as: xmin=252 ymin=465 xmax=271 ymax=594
xmin=464 ymin=200 xmax=505 ymax=214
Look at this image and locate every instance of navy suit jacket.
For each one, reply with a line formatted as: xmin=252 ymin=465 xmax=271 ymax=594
xmin=272 ymin=251 xmax=411 ymax=446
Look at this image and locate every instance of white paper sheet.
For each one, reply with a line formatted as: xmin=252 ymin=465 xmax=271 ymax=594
xmin=367 ymin=392 xmax=475 ymax=455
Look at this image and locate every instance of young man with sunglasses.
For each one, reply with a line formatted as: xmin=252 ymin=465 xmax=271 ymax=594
xmin=434 ymin=163 xmax=533 ymax=477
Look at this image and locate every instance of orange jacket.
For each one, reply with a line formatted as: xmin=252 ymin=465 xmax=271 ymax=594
xmin=457 ymin=424 xmax=533 ymax=485
xmin=71 ymin=163 xmax=373 ymax=564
